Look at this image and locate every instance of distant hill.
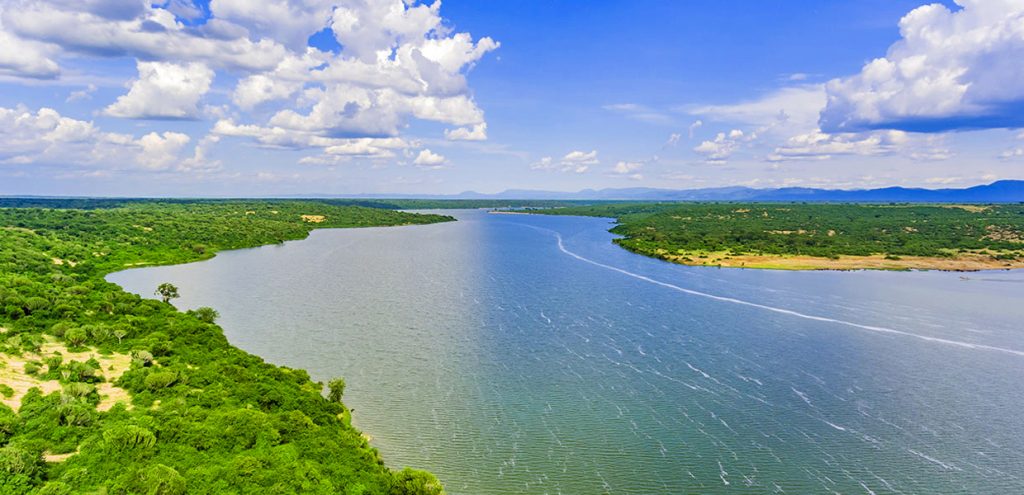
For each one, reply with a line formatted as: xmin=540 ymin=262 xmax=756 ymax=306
xmin=311 ymin=180 xmax=1024 ymax=202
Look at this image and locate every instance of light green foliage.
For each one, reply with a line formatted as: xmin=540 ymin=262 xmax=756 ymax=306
xmin=63 ymin=327 xmax=87 ymax=347
xmin=103 ymin=424 xmax=157 ymax=451
xmin=0 ymin=200 xmax=453 ymax=494
xmin=143 ymin=371 xmax=178 ymax=390
xmin=389 ymin=468 xmax=445 ymax=495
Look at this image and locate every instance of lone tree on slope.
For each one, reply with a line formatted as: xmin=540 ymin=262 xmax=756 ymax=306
xmin=155 ymin=283 xmax=180 ymax=304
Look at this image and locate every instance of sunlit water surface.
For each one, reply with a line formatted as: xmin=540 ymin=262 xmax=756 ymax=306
xmin=108 ymin=210 xmax=1024 ymax=494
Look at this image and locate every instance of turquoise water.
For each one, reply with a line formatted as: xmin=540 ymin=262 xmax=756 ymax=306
xmin=108 ymin=210 xmax=1024 ymax=494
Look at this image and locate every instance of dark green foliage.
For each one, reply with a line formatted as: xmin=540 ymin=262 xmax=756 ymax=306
xmin=188 ymin=307 xmax=219 ymax=324
xmin=542 ymin=203 xmax=1024 ymax=261
xmin=328 ymin=378 xmax=346 ymax=403
xmin=155 ymin=283 xmax=179 ymax=304
xmin=0 ymin=200 xmax=451 ymax=494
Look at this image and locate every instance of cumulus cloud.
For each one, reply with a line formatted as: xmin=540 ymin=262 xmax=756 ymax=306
xmin=0 ymin=0 xmax=498 ymax=167
xmin=0 ymin=105 xmax=192 ymax=171
xmin=693 ymin=129 xmax=748 ymax=163
xmin=445 ymin=123 xmax=487 ymax=141
xmin=530 ymin=150 xmax=598 ymax=174
xmin=104 ymin=61 xmax=214 ymax=119
xmin=821 ymin=0 xmax=1024 ymax=132
xmin=0 ymin=7 xmax=59 ymax=79
xmin=66 ymin=84 xmax=98 ymax=103
xmin=2 ymin=1 xmax=290 ymax=72
xmin=767 ymin=130 xmax=911 ymax=162
xmin=611 ymin=161 xmax=643 ymax=180
xmin=413 ymin=148 xmax=446 ymax=167
xmin=135 ymin=131 xmax=192 ymax=169
xmin=561 ymin=150 xmax=598 ymax=165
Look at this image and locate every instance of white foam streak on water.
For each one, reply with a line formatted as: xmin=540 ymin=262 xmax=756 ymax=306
xmin=550 ymin=231 xmax=1024 ymax=359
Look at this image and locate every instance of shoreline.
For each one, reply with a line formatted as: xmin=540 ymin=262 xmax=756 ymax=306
xmin=644 ymin=249 xmax=1024 ymax=272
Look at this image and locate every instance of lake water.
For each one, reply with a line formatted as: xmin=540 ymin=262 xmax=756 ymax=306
xmin=107 ymin=209 xmax=1024 ymax=494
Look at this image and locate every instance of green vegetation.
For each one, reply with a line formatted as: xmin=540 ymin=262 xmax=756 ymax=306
xmin=540 ymin=202 xmax=1024 ymax=269
xmin=0 ymin=200 xmax=451 ymax=494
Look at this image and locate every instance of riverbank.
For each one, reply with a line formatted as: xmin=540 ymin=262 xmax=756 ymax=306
xmin=529 ymin=203 xmax=1024 ymax=272
xmin=646 ymin=248 xmax=1024 ymax=271
xmin=0 ymin=200 xmax=451 ymax=494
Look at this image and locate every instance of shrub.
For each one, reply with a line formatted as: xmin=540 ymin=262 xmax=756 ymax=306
xmin=112 ymin=464 xmax=186 ymax=495
xmin=328 ymin=377 xmax=346 ymax=403
xmin=389 ymin=468 xmax=445 ymax=495
xmin=103 ymin=425 xmax=157 ymax=451
xmin=64 ymin=327 xmax=87 ymax=347
xmin=144 ymin=371 xmax=178 ymax=390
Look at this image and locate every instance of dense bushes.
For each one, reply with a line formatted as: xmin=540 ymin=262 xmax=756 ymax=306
xmin=0 ymin=201 xmax=453 ymax=493
xmin=544 ymin=203 xmax=1024 ymax=260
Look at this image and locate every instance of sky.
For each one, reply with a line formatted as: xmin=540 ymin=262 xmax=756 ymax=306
xmin=1 ymin=0 xmax=1023 ymax=196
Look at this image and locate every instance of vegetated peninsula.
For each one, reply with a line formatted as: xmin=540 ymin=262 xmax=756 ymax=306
xmin=537 ymin=203 xmax=1024 ymax=271
xmin=0 ymin=200 xmax=451 ymax=494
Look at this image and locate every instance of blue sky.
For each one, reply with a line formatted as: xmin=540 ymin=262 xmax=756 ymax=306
xmin=1 ymin=0 xmax=1022 ymax=196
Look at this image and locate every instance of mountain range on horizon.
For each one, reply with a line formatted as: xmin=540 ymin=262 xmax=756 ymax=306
xmin=305 ymin=179 xmax=1024 ymax=203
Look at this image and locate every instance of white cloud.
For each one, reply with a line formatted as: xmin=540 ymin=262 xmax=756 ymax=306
xmin=604 ymin=103 xmax=673 ymax=124
xmin=0 ymin=105 xmax=191 ymax=171
xmin=413 ymin=148 xmax=446 ymax=168
xmin=561 ymin=150 xmax=599 ymax=165
xmin=2 ymin=1 xmax=290 ymax=71
xmin=179 ymin=134 xmax=221 ymax=172
xmin=136 ymin=131 xmax=191 ymax=169
xmin=612 ymin=161 xmax=643 ymax=174
xmin=66 ymin=84 xmax=98 ymax=103
xmin=213 ymin=118 xmax=413 ymax=157
xmin=530 ymin=150 xmax=597 ymax=174
xmin=821 ymin=0 xmax=1024 ymax=132
xmin=767 ymin=130 xmax=911 ymax=162
xmin=690 ymin=85 xmax=826 ymax=136
xmin=693 ymin=129 xmax=747 ymax=163
xmin=666 ymin=132 xmax=682 ymax=147
xmin=445 ymin=122 xmax=487 ymax=141
xmin=0 ymin=0 xmax=499 ymax=169
xmin=330 ymin=0 xmax=442 ymax=62
xmin=104 ymin=61 xmax=214 ymax=119
xmin=687 ymin=120 xmax=702 ymax=138
xmin=1000 ymin=147 xmax=1024 ymax=160
xmin=211 ymin=0 xmax=332 ymax=51
xmin=611 ymin=161 xmax=643 ymax=180
xmin=0 ymin=6 xmax=59 ymax=79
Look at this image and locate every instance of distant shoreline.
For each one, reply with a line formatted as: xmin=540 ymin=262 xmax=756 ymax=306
xmin=523 ymin=203 xmax=1024 ymax=273
xmin=646 ymin=249 xmax=1024 ymax=272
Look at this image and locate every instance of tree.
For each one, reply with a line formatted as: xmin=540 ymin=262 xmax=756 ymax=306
xmin=189 ymin=307 xmax=219 ymax=324
xmin=328 ymin=378 xmax=346 ymax=403
xmin=112 ymin=326 xmax=129 ymax=344
xmin=155 ymin=283 xmax=179 ymax=304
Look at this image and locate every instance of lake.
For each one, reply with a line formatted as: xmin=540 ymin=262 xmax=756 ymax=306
xmin=107 ymin=209 xmax=1024 ymax=494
